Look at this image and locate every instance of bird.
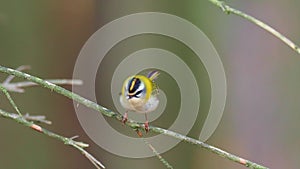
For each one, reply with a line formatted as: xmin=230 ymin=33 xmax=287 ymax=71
xmin=120 ymin=70 xmax=160 ymax=132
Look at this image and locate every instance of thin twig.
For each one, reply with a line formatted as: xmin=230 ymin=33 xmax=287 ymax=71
xmin=3 ymin=65 xmax=31 ymax=84
xmin=23 ymin=113 xmax=52 ymax=125
xmin=0 ymin=108 xmax=105 ymax=169
xmin=0 ymin=66 xmax=268 ymax=169
xmin=0 ymin=84 xmax=22 ymax=116
xmin=1 ymin=65 xmax=82 ymax=93
xmin=2 ymin=79 xmax=83 ymax=93
xmin=0 ymin=66 xmax=103 ymax=168
xmin=209 ymin=0 xmax=300 ymax=54
xmin=142 ymin=138 xmax=173 ymax=169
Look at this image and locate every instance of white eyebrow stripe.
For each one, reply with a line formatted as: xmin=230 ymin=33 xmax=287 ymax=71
xmin=136 ymin=82 xmax=145 ymax=92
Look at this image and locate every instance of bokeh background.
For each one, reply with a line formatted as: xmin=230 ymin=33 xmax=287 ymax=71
xmin=1 ymin=0 xmax=300 ymax=169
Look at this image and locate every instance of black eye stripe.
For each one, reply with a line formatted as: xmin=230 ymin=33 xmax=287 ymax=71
xmin=134 ymin=90 xmax=142 ymax=96
xmin=127 ymin=90 xmax=143 ymax=99
xmin=128 ymin=78 xmax=141 ymax=94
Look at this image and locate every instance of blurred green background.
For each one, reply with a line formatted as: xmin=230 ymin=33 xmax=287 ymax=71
xmin=1 ymin=0 xmax=300 ymax=169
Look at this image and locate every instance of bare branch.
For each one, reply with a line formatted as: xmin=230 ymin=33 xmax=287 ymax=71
xmin=209 ymin=0 xmax=300 ymax=54
xmin=2 ymin=79 xmax=83 ymax=93
xmin=142 ymin=138 xmax=173 ymax=169
xmin=3 ymin=65 xmax=31 ymax=84
xmin=0 ymin=84 xmax=22 ymax=116
xmin=1 ymin=65 xmax=83 ymax=93
xmin=23 ymin=113 xmax=52 ymax=125
xmin=0 ymin=65 xmax=268 ymax=169
xmin=0 ymin=108 xmax=105 ymax=169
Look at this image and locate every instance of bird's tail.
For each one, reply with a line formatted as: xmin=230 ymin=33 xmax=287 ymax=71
xmin=147 ymin=70 xmax=160 ymax=81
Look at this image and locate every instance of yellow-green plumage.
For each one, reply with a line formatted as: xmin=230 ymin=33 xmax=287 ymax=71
xmin=120 ymin=71 xmax=160 ymax=113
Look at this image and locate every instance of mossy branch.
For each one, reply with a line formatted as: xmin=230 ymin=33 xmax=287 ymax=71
xmin=0 ymin=108 xmax=105 ymax=169
xmin=209 ymin=0 xmax=300 ymax=54
xmin=0 ymin=66 xmax=105 ymax=169
xmin=0 ymin=65 xmax=268 ymax=169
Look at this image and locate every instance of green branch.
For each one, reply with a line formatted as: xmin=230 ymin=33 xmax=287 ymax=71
xmin=209 ymin=0 xmax=300 ymax=54
xmin=0 ymin=84 xmax=22 ymax=116
xmin=0 ymin=65 xmax=269 ymax=169
xmin=1 ymin=65 xmax=82 ymax=93
xmin=0 ymin=108 xmax=105 ymax=169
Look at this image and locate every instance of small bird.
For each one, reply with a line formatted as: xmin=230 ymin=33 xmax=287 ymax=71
xmin=120 ymin=70 xmax=160 ymax=132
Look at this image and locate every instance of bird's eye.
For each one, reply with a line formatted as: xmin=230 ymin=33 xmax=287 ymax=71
xmin=134 ymin=90 xmax=143 ymax=98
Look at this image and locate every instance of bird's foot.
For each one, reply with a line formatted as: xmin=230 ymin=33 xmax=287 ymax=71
xmin=122 ymin=112 xmax=128 ymax=124
xmin=144 ymin=121 xmax=149 ymax=133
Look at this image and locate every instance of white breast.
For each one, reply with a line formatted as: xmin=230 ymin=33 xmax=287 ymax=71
xmin=120 ymin=95 xmax=159 ymax=114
